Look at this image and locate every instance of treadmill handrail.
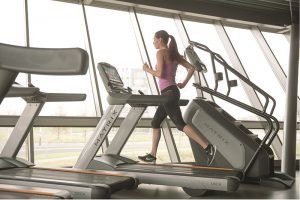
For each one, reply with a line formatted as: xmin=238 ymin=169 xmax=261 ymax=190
xmin=0 ymin=43 xmax=89 ymax=75
xmin=7 ymin=86 xmax=40 ymax=98
xmin=188 ymin=41 xmax=280 ymax=147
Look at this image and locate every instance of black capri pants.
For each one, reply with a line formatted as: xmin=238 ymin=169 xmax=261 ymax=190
xmin=151 ymin=85 xmax=186 ymax=131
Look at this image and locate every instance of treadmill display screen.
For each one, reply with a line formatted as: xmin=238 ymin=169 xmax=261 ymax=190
xmin=103 ymin=65 xmax=122 ymax=84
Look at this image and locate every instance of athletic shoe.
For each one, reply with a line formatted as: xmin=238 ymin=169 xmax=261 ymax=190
xmin=138 ymin=153 xmax=157 ymax=163
xmin=206 ymin=144 xmax=217 ymax=166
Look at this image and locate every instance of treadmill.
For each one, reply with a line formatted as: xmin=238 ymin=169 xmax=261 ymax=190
xmin=0 ymin=184 xmax=72 ymax=199
xmin=0 ymin=43 xmax=137 ymax=199
xmin=74 ymin=62 xmax=242 ymax=197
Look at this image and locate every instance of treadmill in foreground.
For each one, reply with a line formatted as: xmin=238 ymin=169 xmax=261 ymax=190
xmin=0 ymin=42 xmax=137 ymax=199
xmin=0 ymin=184 xmax=72 ymax=199
xmin=74 ymin=62 xmax=242 ymax=196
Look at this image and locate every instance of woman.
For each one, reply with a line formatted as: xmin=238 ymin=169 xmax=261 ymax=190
xmin=138 ymin=30 xmax=216 ymax=166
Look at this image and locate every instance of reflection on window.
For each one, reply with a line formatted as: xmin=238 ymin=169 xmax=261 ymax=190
xmin=225 ymin=27 xmax=286 ymax=121
xmin=85 ymin=6 xmax=147 ymax=117
xmin=183 ymin=20 xmax=253 ymax=120
xmin=28 ymin=0 xmax=96 ymax=116
xmin=137 ymin=14 xmax=197 ymax=107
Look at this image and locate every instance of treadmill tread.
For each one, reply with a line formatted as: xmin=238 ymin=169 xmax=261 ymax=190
xmin=115 ymin=163 xmax=242 ymax=179
xmin=0 ymin=167 xmax=135 ymax=190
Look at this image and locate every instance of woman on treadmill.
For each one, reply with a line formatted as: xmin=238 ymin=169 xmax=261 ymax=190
xmin=138 ymin=30 xmax=216 ymax=166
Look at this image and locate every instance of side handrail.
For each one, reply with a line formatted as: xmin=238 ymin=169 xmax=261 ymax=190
xmin=188 ymin=40 xmax=280 ymax=146
xmin=187 ymin=41 xmax=281 ymax=172
xmin=193 ymin=84 xmax=279 ymax=177
xmin=189 ymin=41 xmax=276 ymax=115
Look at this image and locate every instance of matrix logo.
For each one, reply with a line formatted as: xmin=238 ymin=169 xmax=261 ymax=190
xmin=203 ymin=122 xmax=229 ymax=144
xmin=94 ymin=109 xmax=118 ymax=146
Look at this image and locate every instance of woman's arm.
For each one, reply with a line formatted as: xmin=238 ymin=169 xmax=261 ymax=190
xmin=143 ymin=50 xmax=164 ymax=78
xmin=177 ymin=57 xmax=195 ymax=89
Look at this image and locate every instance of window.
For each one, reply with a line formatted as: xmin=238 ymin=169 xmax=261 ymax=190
xmin=225 ymin=27 xmax=286 ymax=121
xmin=33 ymin=127 xmax=94 ymax=167
xmin=0 ymin=0 xmax=27 ymax=115
xmin=28 ymin=0 xmax=96 ymax=117
xmin=262 ymin=32 xmax=300 ymax=101
xmin=183 ymin=20 xmax=253 ymax=120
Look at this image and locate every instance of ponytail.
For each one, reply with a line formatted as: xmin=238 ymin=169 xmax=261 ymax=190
xmin=154 ymin=30 xmax=181 ymax=62
xmin=168 ymin=35 xmax=181 ymax=61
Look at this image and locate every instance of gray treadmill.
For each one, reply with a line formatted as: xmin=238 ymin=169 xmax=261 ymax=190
xmin=74 ymin=62 xmax=242 ymax=197
xmin=0 ymin=43 xmax=137 ymax=199
xmin=0 ymin=184 xmax=72 ymax=199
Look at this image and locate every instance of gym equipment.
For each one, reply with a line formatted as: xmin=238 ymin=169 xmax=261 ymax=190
xmin=0 ymin=184 xmax=72 ymax=199
xmin=184 ymin=41 xmax=294 ymax=187
xmin=74 ymin=62 xmax=242 ymax=197
xmin=0 ymin=42 xmax=137 ymax=199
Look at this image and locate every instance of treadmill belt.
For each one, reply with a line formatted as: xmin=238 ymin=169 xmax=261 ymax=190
xmin=0 ymin=167 xmax=135 ymax=192
xmin=116 ymin=163 xmax=242 ymax=179
xmin=0 ymin=192 xmax=54 ymax=199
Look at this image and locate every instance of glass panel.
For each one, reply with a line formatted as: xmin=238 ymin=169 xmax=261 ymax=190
xmin=28 ymin=0 xmax=96 ymax=117
xmin=249 ymin=129 xmax=300 ymax=160
xmin=0 ymin=0 xmax=27 ymax=114
xmin=121 ymin=127 xmax=170 ymax=163
xmin=85 ymin=6 xmax=147 ymax=117
xmin=172 ymin=129 xmax=193 ymax=162
xmin=0 ymin=0 xmax=25 ymax=45
xmin=225 ymin=27 xmax=286 ymax=121
xmin=262 ymin=32 xmax=289 ymax=73
xmin=0 ymin=127 xmax=12 ymax=152
xmin=137 ymin=14 xmax=197 ymax=111
xmin=183 ymin=20 xmax=253 ymax=120
xmin=33 ymin=127 xmax=94 ymax=167
xmin=262 ymin=31 xmax=300 ymax=116
xmin=276 ymin=129 xmax=300 ymax=160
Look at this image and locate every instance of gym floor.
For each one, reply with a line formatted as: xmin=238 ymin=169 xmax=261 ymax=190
xmin=111 ymin=170 xmax=299 ymax=199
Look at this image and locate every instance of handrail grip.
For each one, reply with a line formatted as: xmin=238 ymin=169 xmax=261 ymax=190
xmin=194 ymin=84 xmax=279 ymax=177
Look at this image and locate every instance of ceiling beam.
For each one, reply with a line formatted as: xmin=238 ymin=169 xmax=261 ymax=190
xmin=91 ymin=0 xmax=297 ymax=27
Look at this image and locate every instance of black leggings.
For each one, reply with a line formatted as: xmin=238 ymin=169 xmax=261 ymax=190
xmin=151 ymin=85 xmax=186 ymax=131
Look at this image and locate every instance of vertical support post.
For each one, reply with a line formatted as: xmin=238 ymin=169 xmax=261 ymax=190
xmin=1 ymin=102 xmax=44 ymax=158
xmin=282 ymin=23 xmax=299 ymax=177
xmin=27 ymin=130 xmax=35 ymax=163
xmin=25 ymin=0 xmax=35 ymax=163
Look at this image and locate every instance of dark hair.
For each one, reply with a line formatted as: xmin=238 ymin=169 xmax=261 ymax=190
xmin=155 ymin=30 xmax=181 ymax=61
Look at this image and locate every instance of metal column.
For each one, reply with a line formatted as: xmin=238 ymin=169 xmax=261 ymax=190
xmin=282 ymin=23 xmax=299 ymax=177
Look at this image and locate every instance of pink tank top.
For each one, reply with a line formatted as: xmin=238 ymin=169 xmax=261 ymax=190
xmin=157 ymin=63 xmax=178 ymax=91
